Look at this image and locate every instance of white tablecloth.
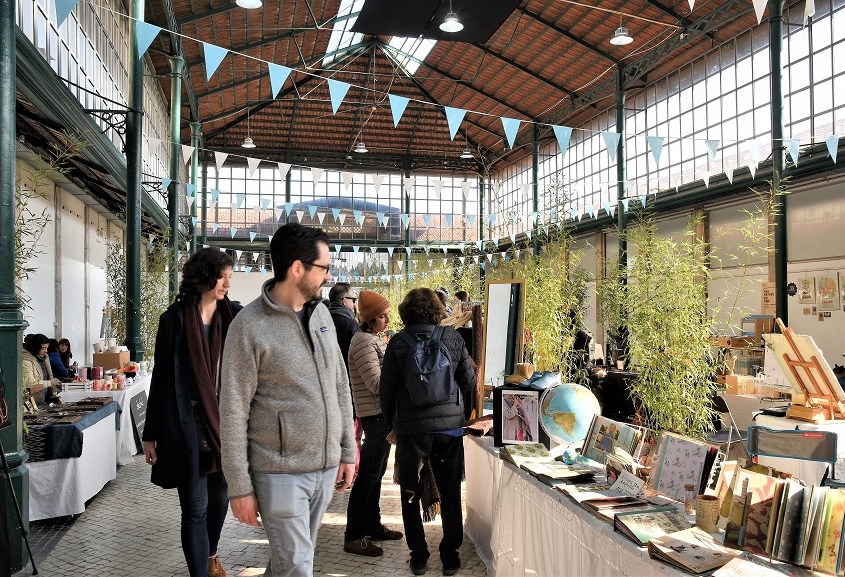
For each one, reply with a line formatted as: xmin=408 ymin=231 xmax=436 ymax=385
xmin=753 ymin=414 xmax=845 ymax=485
xmin=61 ymin=374 xmax=151 ymax=465
xmin=27 ymin=412 xmax=117 ymax=520
xmin=463 ymin=436 xmax=687 ymax=577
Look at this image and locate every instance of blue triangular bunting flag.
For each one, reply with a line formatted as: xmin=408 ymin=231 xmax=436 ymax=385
xmin=332 ymin=208 xmax=340 ymax=220
xmin=467 ymin=214 xmax=476 ymax=227
xmin=236 ymin=194 xmax=245 ymax=207
xmin=327 ymin=79 xmax=351 ymax=114
xmin=230 ymin=227 xmax=238 ymax=238
xmin=387 ymin=247 xmax=394 ymax=256
xmin=211 ymin=189 xmax=220 ymax=202
xmin=162 ymin=177 xmax=172 ymax=190
xmin=353 ymin=209 xmax=364 ymax=225
xmin=353 ymin=246 xmax=360 ymax=253
xmin=334 ymin=245 xmax=342 ymax=253
xmin=784 ymin=138 xmax=800 ymax=166
xmin=401 ymin=214 xmax=409 ymax=228
xmin=212 ymin=223 xmax=219 ymax=233
xmin=249 ymin=232 xmax=257 ymax=242
xmin=646 ymin=136 xmax=665 ymax=166
xmin=445 ymin=214 xmax=453 ymax=227
xmin=423 ymin=214 xmax=431 ymax=228
xmin=622 ymin=199 xmax=630 ymax=212
xmin=376 ymin=211 xmax=385 ymax=224
xmin=444 ymin=107 xmax=466 ymax=141
xmin=245 ymin=266 xmax=252 ymax=276
xmin=705 ymin=139 xmax=720 ymax=163
xmin=268 ymin=63 xmax=293 ymax=98
xmin=308 ymin=205 xmax=318 ymax=218
xmin=135 ymin=22 xmax=161 ymax=60
xmin=553 ymin=125 xmax=573 ymax=158
xmin=55 ymin=0 xmax=79 ymax=27
xmin=202 ymin=42 xmax=228 ymax=81
xmin=640 ymin=195 xmax=647 ymax=206
xmin=500 ymin=117 xmax=522 ymax=149
xmin=826 ymin=135 xmax=840 ymax=163
xmin=601 ymin=131 xmax=621 ymax=162
xmin=191 ymin=217 xmax=197 ymax=227
xmin=284 ymin=202 xmax=293 ymax=214
xmin=186 ymin=183 xmax=196 ymax=196
xmin=388 ymin=94 xmax=410 ymax=128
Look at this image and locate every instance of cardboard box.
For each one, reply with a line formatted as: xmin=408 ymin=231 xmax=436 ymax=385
xmin=93 ymin=351 xmax=130 ymax=371
xmin=725 ymin=375 xmax=756 ymax=395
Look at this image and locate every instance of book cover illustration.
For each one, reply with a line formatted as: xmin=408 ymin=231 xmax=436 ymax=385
xmin=581 ymin=415 xmax=644 ymax=464
xmin=499 ymin=442 xmax=551 ymax=467
xmin=773 ymin=479 xmax=804 ymax=562
xmin=802 ymin=486 xmax=829 ymax=568
xmin=648 ymin=527 xmax=740 ymax=574
xmin=738 ymin=472 xmax=780 ymax=555
xmin=651 ymin=432 xmax=712 ymax=502
xmin=791 ymin=485 xmax=815 ymax=565
xmin=816 ymin=487 xmax=845 ymax=573
xmin=595 ymin=502 xmax=674 ymax=524
xmin=613 ymin=507 xmax=693 ymax=546
xmin=713 ymin=552 xmax=803 ymax=577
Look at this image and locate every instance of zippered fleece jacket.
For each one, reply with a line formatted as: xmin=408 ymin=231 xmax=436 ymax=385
xmin=219 ymin=280 xmax=356 ymax=500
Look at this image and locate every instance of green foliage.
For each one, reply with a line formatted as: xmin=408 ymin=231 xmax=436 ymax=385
xmin=598 ymin=217 xmax=717 ymax=438
xmin=106 ymin=236 xmax=172 ymax=361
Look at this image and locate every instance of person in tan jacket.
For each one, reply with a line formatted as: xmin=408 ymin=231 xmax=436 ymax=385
xmin=343 ymin=290 xmax=403 ymax=556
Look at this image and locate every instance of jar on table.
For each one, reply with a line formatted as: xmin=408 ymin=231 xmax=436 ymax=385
xmin=684 ymin=484 xmax=696 ymax=514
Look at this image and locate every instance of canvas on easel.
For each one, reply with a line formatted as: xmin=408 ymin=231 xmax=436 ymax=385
xmin=764 ymin=318 xmax=845 ymax=423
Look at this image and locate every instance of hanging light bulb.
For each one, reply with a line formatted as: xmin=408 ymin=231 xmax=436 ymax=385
xmin=236 ymin=0 xmax=262 ymax=8
xmin=440 ymin=0 xmax=463 ymax=33
xmin=610 ymin=16 xmax=633 ymax=45
xmin=460 ymin=147 xmax=473 ymax=159
xmin=354 ymin=142 xmax=369 ymax=154
xmin=241 ymin=108 xmax=256 ymax=148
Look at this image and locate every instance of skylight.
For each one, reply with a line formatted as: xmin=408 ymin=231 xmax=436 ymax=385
xmin=386 ymin=36 xmax=436 ymax=75
xmin=322 ymin=0 xmax=366 ymax=67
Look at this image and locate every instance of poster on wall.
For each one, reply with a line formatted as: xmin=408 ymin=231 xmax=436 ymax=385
xmin=840 ymin=272 xmax=845 ymax=310
xmin=798 ymin=278 xmax=816 ymax=304
xmin=817 ymin=275 xmax=840 ymax=311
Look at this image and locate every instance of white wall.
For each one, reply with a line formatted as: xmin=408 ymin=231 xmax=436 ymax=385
xmin=227 ymin=269 xmax=268 ymax=308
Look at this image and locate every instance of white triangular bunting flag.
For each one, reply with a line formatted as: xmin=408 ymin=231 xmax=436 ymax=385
xmin=701 ymin=171 xmax=710 ymax=188
xmin=753 ymin=0 xmax=767 ymax=23
xmin=338 ymin=214 xmax=347 ymax=226
xmin=403 ymin=177 xmax=415 ymax=194
xmin=253 ymin=206 xmax=261 ymax=220
xmin=247 ymin=156 xmax=261 ymax=177
xmin=372 ymin=174 xmax=384 ymax=194
xmin=805 ymin=0 xmax=816 ymax=23
xmin=181 ymin=144 xmax=195 ymax=166
xmin=277 ymin=162 xmax=291 ymax=177
xmin=747 ymin=162 xmax=757 ymax=179
xmin=784 ymin=138 xmax=800 ymax=166
xmin=342 ymin=171 xmax=353 ymax=191
xmin=747 ymin=139 xmax=762 ymax=167
xmin=186 ymin=195 xmax=195 ymax=207
xmin=317 ymin=212 xmax=326 ymax=224
xmin=725 ymin=167 xmax=734 ymax=184
xmin=433 ymin=179 xmax=443 ymax=198
xmin=214 ymin=151 xmax=229 ymax=171
xmin=311 ymin=167 xmax=324 ymax=184
xmin=688 ymin=0 xmax=695 ymax=13
xmin=461 ymin=182 xmax=470 ymax=199
xmin=235 ymin=250 xmax=243 ymax=260
xmin=295 ymin=210 xmax=304 ymax=222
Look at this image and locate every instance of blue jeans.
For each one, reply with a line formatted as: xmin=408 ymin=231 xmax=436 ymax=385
xmin=344 ymin=413 xmax=392 ymax=541
xmin=253 ymin=467 xmax=338 ymax=577
xmin=176 ymin=470 xmax=229 ymax=577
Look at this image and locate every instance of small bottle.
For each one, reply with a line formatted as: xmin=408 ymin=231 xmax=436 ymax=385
xmin=684 ymin=484 xmax=696 ymax=514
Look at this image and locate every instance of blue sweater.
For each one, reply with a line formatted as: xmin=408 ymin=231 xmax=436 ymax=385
xmin=48 ymin=351 xmax=69 ymax=378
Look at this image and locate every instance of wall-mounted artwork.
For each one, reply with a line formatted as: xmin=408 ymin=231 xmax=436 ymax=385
xmin=798 ymin=278 xmax=816 ymax=304
xmin=817 ymin=275 xmax=840 ymax=311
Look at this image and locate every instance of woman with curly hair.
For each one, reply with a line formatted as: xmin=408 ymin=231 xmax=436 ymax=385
xmin=379 ymin=287 xmax=476 ymax=576
xmin=143 ymin=247 xmax=239 ymax=577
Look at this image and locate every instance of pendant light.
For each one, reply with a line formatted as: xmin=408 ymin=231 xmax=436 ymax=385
xmin=354 ymin=108 xmax=368 ymax=153
xmin=440 ymin=0 xmax=463 ymax=33
xmin=609 ymin=16 xmax=633 ymax=45
xmin=236 ymin=0 xmax=262 ymax=8
xmin=241 ymin=108 xmax=256 ymax=148
xmin=459 ymin=122 xmax=473 ymax=158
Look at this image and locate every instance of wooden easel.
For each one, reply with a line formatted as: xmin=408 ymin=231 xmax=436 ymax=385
xmin=768 ymin=318 xmax=845 ymax=423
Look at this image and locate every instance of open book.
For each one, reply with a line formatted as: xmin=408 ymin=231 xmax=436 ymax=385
xmin=648 ymin=527 xmax=740 ymax=574
xmin=613 ymin=507 xmax=692 ymax=546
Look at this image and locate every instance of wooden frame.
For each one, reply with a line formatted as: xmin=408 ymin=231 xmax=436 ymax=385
xmin=477 ymin=278 xmax=526 ymax=414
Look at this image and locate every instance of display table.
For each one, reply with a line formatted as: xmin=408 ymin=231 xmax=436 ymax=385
xmin=61 ymin=374 xmax=151 ymax=465
xmin=464 ymin=436 xmax=687 ymax=576
xmin=27 ymin=409 xmax=117 ymax=520
xmin=720 ymin=393 xmax=789 ymax=433
xmin=753 ymin=414 xmax=845 ymax=484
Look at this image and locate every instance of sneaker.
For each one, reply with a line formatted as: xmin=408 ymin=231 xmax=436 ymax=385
xmin=343 ymin=537 xmax=383 ymax=557
xmin=442 ymin=561 xmax=461 ymax=576
xmin=369 ymin=524 xmax=403 ymax=540
xmin=410 ymin=559 xmax=428 ymax=575
xmin=208 ymin=555 xmax=227 ymax=577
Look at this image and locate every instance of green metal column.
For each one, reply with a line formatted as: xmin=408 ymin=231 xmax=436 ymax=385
xmin=125 ymin=0 xmax=145 ymax=362
xmin=532 ymin=123 xmax=540 ymax=256
xmin=200 ymin=155 xmax=208 ymax=246
xmin=167 ymin=56 xmax=184 ymax=298
xmin=0 ymin=0 xmax=31 ymax=571
xmin=403 ymin=156 xmax=411 ymax=276
xmin=770 ymin=0 xmax=788 ymax=325
xmin=189 ymin=122 xmax=200 ymax=254
xmin=478 ymin=176 xmax=485 ymax=285
xmin=284 ymin=150 xmax=292 ymax=224
xmin=616 ymin=63 xmax=628 ymax=272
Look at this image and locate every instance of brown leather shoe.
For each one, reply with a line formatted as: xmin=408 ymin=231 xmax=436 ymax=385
xmin=209 ymin=555 xmax=227 ymax=577
xmin=370 ymin=524 xmax=403 ymax=540
xmin=344 ymin=536 xmax=384 ymax=556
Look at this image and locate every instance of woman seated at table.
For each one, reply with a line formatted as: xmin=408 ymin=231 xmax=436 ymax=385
xmin=22 ymin=333 xmax=60 ymax=402
xmin=47 ymin=339 xmax=71 ymax=379
xmin=58 ymin=338 xmax=73 ymax=369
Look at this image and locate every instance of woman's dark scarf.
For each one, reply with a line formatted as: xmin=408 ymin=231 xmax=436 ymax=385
xmin=184 ymin=296 xmax=235 ymax=474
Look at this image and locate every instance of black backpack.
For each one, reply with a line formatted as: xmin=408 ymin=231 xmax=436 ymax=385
xmin=398 ymin=326 xmax=457 ymax=406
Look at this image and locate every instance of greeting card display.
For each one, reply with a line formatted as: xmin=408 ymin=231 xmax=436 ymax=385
xmin=648 ymin=431 xmax=718 ymax=502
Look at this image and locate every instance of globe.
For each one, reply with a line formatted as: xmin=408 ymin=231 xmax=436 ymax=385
xmin=539 ymin=383 xmax=601 ymax=445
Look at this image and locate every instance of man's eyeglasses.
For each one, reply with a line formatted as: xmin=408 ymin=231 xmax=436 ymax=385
xmin=343 ymin=296 xmax=358 ymax=303
xmin=303 ymin=260 xmax=331 ymax=273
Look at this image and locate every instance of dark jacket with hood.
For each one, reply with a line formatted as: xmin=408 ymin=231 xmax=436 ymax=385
xmin=329 ymin=302 xmax=359 ymax=367
xmin=379 ymin=324 xmax=476 ymax=435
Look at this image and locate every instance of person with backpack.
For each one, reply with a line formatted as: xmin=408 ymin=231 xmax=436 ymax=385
xmin=379 ymin=287 xmax=476 ymax=576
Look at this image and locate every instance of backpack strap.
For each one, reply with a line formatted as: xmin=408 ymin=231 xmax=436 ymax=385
xmin=398 ymin=330 xmax=418 ymax=349
xmin=432 ymin=325 xmax=445 ymax=341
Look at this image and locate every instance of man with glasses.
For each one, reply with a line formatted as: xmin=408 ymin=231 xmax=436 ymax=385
xmin=220 ymin=223 xmax=356 ymax=577
xmin=328 ymin=282 xmax=364 ymax=481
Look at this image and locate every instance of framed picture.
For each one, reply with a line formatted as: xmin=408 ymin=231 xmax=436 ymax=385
xmin=492 ymin=385 xmax=549 ymax=447
xmin=817 ymin=275 xmax=840 ymax=311
xmin=23 ymin=394 xmax=37 ymax=414
xmin=798 ymin=278 xmax=816 ymax=304
xmin=499 ymin=389 xmax=540 ymax=445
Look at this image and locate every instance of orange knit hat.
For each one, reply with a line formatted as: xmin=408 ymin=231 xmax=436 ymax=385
xmin=357 ymin=290 xmax=390 ymax=323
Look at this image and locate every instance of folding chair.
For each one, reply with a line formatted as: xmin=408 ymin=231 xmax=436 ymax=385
xmin=746 ymin=425 xmax=843 ymax=487
xmin=709 ymin=395 xmax=748 ymax=461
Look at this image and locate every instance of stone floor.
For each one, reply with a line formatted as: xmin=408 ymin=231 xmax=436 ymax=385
xmin=12 ymin=448 xmax=488 ymax=577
